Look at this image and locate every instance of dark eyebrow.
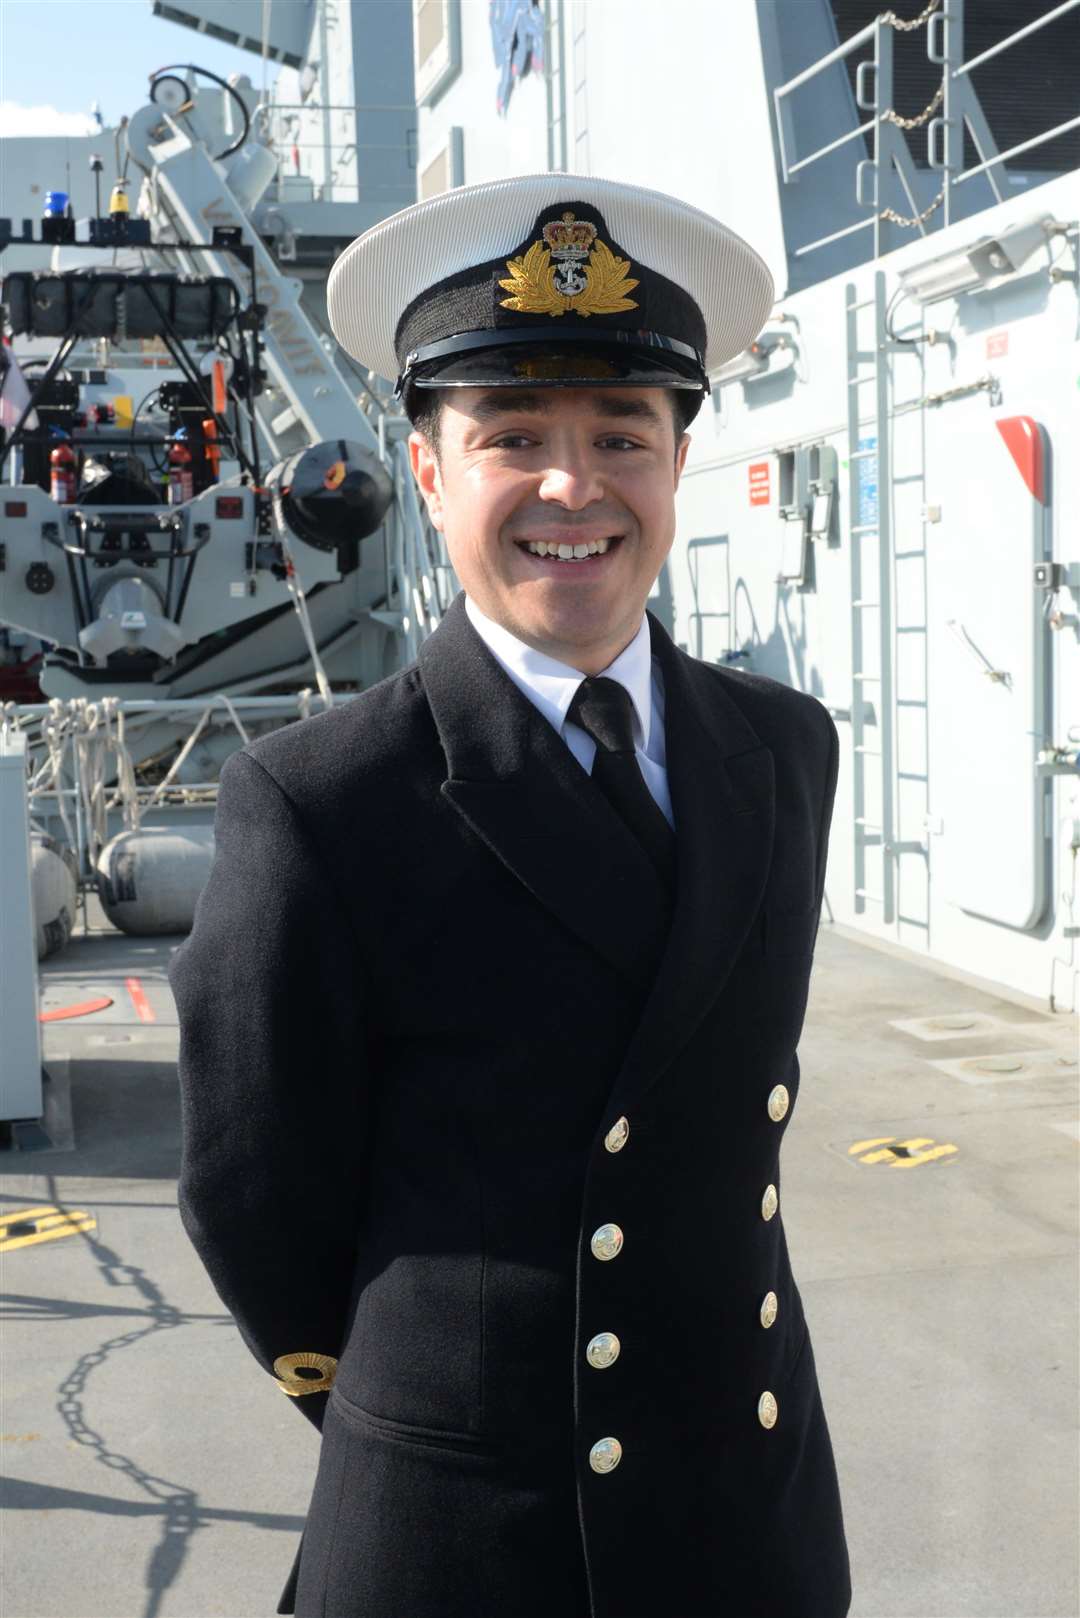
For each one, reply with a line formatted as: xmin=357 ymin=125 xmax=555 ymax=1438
xmin=466 ymin=390 xmax=554 ymax=422
xmin=465 ymin=390 xmax=666 ymax=427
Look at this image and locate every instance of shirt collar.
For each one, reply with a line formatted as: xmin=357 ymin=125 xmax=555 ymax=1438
xmin=464 ymin=594 xmax=653 ymax=750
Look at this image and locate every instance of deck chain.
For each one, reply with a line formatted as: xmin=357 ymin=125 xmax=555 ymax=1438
xmin=879 ymin=189 xmax=945 ymax=228
xmin=881 ymin=83 xmax=944 ymax=130
xmin=878 ymin=0 xmax=940 ymax=29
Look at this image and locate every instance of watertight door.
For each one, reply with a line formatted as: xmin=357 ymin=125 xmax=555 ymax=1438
xmin=929 ymin=415 xmax=1051 ymax=930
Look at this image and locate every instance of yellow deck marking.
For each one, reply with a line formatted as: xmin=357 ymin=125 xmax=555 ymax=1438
xmin=848 ymin=1136 xmax=959 ymax=1167
xmin=890 ymin=1143 xmax=959 ymax=1168
xmin=0 ymin=1208 xmax=96 ymax=1251
xmin=0 ymin=1205 xmax=65 ymax=1227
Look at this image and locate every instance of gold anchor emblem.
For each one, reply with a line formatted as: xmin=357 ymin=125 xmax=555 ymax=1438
xmin=498 ymin=211 xmax=639 ymax=319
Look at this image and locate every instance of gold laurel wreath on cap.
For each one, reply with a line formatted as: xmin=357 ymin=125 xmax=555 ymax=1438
xmin=273 ymin=1351 xmax=338 ymax=1396
xmin=498 ymin=239 xmax=639 ymax=319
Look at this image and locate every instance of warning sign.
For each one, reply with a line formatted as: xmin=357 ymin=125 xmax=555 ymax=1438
xmin=748 ymin=461 xmax=770 ymax=506
xmin=986 ymin=331 xmax=1009 ymax=359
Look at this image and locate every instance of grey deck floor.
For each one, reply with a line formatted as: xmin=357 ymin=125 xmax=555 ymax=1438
xmin=2 ymin=896 xmax=1077 ymax=1618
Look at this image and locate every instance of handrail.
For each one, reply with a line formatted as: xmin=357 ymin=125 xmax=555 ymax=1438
xmin=952 ymin=0 xmax=1080 ymax=78
xmin=786 ymin=119 xmax=878 ymax=179
xmin=956 ymin=115 xmax=1080 ymax=186
xmin=775 ymin=18 xmax=878 ymax=105
xmin=772 ymin=0 xmax=1078 ymax=261
xmin=773 ymin=20 xmax=879 ymax=185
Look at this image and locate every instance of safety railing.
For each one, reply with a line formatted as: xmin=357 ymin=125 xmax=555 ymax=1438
xmin=773 ymin=0 xmax=1079 ymax=261
xmin=929 ymin=0 xmax=1080 ymax=225
xmin=0 ymin=692 xmax=332 ymax=879
xmin=253 ymin=101 xmax=416 ymax=204
xmin=374 ymin=424 xmax=458 ymax=664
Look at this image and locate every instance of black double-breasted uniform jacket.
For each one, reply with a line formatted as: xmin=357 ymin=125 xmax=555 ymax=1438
xmin=169 ymin=588 xmax=851 ymax=1618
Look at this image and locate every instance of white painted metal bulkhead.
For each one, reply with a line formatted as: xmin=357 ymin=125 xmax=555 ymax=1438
xmin=677 ymin=170 xmax=1078 ymax=1004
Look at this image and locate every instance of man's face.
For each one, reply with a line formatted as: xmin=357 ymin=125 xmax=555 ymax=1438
xmin=408 ymin=386 xmax=690 ymax=674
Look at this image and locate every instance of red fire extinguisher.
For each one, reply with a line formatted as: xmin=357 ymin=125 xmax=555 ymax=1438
xmin=168 ymin=438 xmax=193 ymax=506
xmin=201 ymin=417 xmax=221 ymax=484
xmin=49 ymin=441 xmax=77 ymax=505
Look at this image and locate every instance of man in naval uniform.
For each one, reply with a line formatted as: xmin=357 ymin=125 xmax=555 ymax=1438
xmin=169 ymin=174 xmax=852 ymax=1618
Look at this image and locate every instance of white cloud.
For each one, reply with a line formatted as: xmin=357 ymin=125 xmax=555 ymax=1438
xmin=0 ymin=102 xmax=100 ymax=139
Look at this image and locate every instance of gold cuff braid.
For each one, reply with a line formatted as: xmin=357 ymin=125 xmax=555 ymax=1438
xmin=273 ymin=1351 xmax=338 ymax=1396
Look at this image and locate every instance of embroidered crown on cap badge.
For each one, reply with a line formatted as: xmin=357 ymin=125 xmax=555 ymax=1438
xmin=498 ymin=210 xmax=639 ymax=319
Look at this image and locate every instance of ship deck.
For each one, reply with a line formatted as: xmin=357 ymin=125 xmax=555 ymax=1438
xmin=2 ymin=897 xmax=1077 ymax=1618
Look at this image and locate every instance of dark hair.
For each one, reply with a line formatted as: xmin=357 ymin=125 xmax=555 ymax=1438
xmin=405 ymin=385 xmax=703 ymax=459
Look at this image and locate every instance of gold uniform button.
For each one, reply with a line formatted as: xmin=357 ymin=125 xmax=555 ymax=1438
xmin=586 ymin=1331 xmax=621 ymax=1369
xmin=590 ymin=1222 xmax=624 ymax=1260
xmin=272 ymin=1351 xmax=338 ymax=1396
xmin=767 ymin=1084 xmax=790 ymax=1122
xmin=761 ymin=1184 xmax=778 ymax=1221
xmin=760 ymin=1291 xmax=778 ymax=1329
xmin=758 ymin=1391 xmax=778 ymax=1429
xmin=604 ymin=1116 xmax=630 ymax=1153
xmin=589 ymin=1436 xmax=623 ymax=1473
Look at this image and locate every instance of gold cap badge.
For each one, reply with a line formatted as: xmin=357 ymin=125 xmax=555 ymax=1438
xmin=498 ymin=211 xmax=639 ymax=319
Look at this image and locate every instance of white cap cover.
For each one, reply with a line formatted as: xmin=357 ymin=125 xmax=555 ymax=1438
xmin=327 ymin=173 xmax=774 ymax=388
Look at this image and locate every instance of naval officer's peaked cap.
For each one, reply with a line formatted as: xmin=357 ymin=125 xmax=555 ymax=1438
xmin=326 ymin=174 xmax=774 ymax=400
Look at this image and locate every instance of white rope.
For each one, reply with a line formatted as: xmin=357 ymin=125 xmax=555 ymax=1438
xmin=141 ymin=693 xmax=251 ymax=812
xmin=270 ymin=485 xmax=335 ymax=709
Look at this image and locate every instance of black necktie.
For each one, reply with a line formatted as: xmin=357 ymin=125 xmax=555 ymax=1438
xmin=566 ymin=675 xmax=676 ymax=893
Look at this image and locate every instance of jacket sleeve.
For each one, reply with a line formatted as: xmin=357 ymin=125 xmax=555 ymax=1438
xmin=814 ymin=705 xmax=840 ymax=914
xmin=168 ymin=746 xmax=374 ymax=1433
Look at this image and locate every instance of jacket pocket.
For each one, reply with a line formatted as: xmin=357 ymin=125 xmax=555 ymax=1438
xmin=329 ymin=1386 xmax=503 ymax=1459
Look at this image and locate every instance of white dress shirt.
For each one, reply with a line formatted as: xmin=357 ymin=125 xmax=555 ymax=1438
xmin=464 ymin=593 xmax=675 ymax=830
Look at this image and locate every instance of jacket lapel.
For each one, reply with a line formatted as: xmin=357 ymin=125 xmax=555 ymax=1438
xmin=419 ymin=593 xmax=671 ymax=993
xmin=604 ymin=610 xmax=775 ymax=1117
xmin=418 ymin=592 xmax=776 ymax=1100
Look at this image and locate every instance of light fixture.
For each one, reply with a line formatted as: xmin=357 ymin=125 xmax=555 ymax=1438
xmin=712 ymin=340 xmax=771 ymax=386
xmin=712 ymin=332 xmax=796 ymax=388
xmin=898 ymin=214 xmax=1055 ymax=305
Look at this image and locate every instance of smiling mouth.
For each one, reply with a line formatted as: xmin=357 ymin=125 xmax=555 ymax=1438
xmin=514 ymin=536 xmax=624 ymax=561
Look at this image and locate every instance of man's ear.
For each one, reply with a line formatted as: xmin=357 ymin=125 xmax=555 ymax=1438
xmin=673 ymin=431 xmax=691 ymax=490
xmin=408 ymin=431 xmax=445 ymax=531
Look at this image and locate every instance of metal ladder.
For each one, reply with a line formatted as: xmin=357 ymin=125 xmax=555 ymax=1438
xmin=845 ymin=271 xmax=895 ymax=924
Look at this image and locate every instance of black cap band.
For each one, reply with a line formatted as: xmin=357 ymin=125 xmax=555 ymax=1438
xmin=396 ymin=324 xmax=708 ymax=397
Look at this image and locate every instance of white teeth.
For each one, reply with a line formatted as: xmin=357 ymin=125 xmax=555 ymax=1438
xmin=522 ymin=537 xmax=616 ymax=559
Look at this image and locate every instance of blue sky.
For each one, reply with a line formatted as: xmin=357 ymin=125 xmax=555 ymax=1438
xmin=0 ymin=1 xmax=266 ymax=135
